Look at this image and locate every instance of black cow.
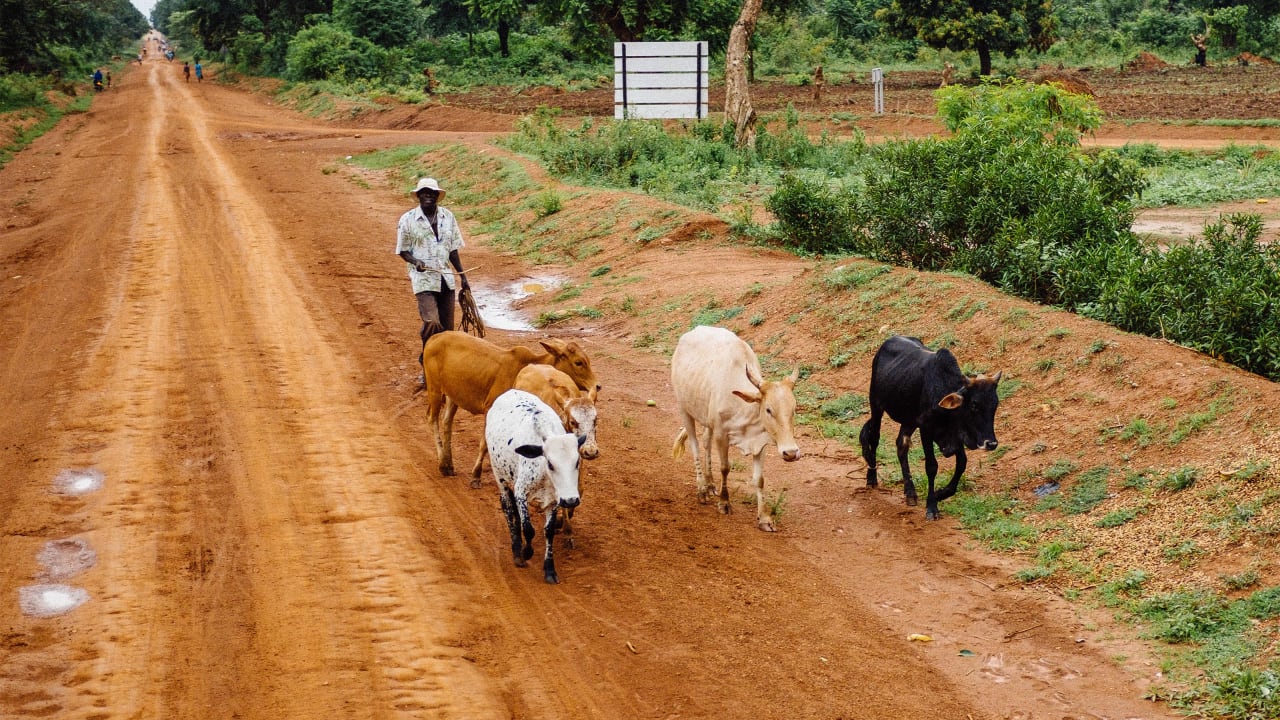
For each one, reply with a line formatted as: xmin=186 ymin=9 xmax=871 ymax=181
xmin=859 ymin=336 xmax=1001 ymax=519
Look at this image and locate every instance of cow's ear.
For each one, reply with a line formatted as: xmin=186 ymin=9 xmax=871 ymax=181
xmin=733 ymin=389 xmax=762 ymax=404
xmin=540 ymin=339 xmax=567 ymax=357
xmin=515 ymin=444 xmax=544 ymax=459
xmin=938 ymin=392 xmax=965 ymax=410
xmin=786 ymin=366 xmax=800 ymax=385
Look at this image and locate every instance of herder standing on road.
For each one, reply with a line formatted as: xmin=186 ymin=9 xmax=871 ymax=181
xmin=396 ymin=177 xmax=470 ymax=362
xmin=183 ymin=61 xmax=190 ymax=82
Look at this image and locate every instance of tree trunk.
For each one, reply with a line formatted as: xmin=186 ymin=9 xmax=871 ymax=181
xmin=498 ymin=18 xmax=510 ymax=57
xmin=725 ymin=0 xmax=764 ymax=147
xmin=977 ymin=40 xmax=992 ymax=76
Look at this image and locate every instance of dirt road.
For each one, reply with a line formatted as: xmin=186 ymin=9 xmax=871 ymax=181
xmin=1 ymin=51 xmax=1184 ymax=719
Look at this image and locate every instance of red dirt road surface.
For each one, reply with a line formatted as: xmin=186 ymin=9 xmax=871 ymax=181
xmin=9 ymin=44 xmax=1276 ymax=720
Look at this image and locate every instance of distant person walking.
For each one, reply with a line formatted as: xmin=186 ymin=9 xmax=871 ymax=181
xmin=396 ymin=177 xmax=470 ymax=359
xmin=194 ymin=60 xmax=203 ymax=82
xmin=183 ymin=61 xmax=190 ymax=82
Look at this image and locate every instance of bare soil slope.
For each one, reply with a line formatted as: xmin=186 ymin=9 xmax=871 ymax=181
xmin=1 ymin=47 xmax=1276 ymax=720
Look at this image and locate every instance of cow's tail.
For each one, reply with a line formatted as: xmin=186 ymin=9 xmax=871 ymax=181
xmin=672 ymin=427 xmax=688 ymax=460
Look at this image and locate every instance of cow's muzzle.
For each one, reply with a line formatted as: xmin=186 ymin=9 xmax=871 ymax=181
xmin=982 ymin=440 xmax=998 ymax=451
xmin=559 ymin=497 xmax=580 ymax=509
xmin=780 ymin=446 xmax=801 ymax=462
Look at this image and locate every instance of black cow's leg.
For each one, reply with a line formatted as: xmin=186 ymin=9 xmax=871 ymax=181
xmin=543 ymin=506 xmax=560 ymax=584
xmin=920 ymin=435 xmax=941 ymax=520
xmin=928 ymin=448 xmax=967 ymax=520
xmin=896 ymin=427 xmax=917 ymax=506
xmin=859 ymin=409 xmax=883 ymax=488
xmin=500 ymin=488 xmax=525 ymax=567
xmin=518 ymin=497 xmax=536 ymax=563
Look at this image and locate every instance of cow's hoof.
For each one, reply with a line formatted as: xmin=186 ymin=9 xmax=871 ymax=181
xmin=522 ymin=545 xmax=534 ymax=562
xmin=439 ymin=464 xmax=455 ymax=477
xmin=925 ymin=509 xmax=941 ymax=521
xmin=696 ymin=490 xmax=711 ymax=505
xmin=468 ymin=478 xmax=483 ymax=489
xmin=757 ymin=519 xmax=777 ymax=532
xmin=905 ymin=496 xmax=918 ymax=507
xmin=544 ymin=572 xmax=560 ymax=584
xmin=513 ymin=558 xmax=527 ymax=568
xmin=717 ymin=502 xmax=732 ymax=515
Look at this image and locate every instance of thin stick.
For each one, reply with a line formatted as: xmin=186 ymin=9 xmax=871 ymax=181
xmin=1003 ymin=623 xmax=1042 ymax=641
xmin=950 ymin=572 xmax=997 ymax=591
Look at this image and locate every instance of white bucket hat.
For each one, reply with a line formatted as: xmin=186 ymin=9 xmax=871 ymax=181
xmin=412 ymin=177 xmax=444 ymax=198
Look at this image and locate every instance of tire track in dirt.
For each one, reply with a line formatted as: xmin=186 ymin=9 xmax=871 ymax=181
xmin=1 ymin=59 xmax=503 ymax=718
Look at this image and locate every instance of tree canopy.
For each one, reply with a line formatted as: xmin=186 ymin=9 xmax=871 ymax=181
xmin=0 ymin=0 xmax=148 ymax=73
xmin=877 ymin=0 xmax=1056 ymax=75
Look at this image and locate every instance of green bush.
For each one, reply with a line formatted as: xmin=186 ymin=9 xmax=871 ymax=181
xmin=1083 ymin=214 xmax=1280 ymax=380
xmin=285 ymin=23 xmax=386 ymax=81
xmin=765 ymin=173 xmax=858 ymax=254
xmin=0 ymin=73 xmax=47 ymax=112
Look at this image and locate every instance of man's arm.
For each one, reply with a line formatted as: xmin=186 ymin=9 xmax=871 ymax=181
xmin=398 ymin=250 xmax=426 ymax=272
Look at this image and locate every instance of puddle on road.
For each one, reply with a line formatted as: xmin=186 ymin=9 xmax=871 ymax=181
xmin=470 ymin=275 xmax=564 ymax=332
xmin=37 ymin=538 xmax=97 ymax=581
xmin=52 ymin=468 xmax=104 ymax=496
xmin=19 ymin=584 xmax=89 ymax=618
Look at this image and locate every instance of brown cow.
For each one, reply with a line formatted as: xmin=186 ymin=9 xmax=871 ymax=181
xmin=513 ymin=364 xmax=599 ymax=461
xmin=422 ymin=331 xmax=599 ymax=486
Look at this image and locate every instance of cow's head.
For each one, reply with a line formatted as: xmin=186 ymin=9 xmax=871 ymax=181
xmin=516 ymin=433 xmax=581 ymax=508
xmin=934 ymin=371 xmax=1002 ymax=457
xmin=541 ymin=338 xmax=601 ymax=401
xmin=563 ymin=397 xmax=599 ymax=460
xmin=733 ymin=366 xmax=801 ymax=462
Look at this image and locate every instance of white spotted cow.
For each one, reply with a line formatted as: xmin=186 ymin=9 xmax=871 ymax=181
xmin=671 ymin=325 xmax=801 ymax=532
xmin=513 ymin=363 xmax=600 ymax=549
xmin=485 ymin=389 xmax=581 ymax=584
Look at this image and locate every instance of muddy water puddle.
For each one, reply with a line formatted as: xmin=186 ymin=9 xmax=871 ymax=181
xmin=471 ymin=275 xmax=563 ymax=332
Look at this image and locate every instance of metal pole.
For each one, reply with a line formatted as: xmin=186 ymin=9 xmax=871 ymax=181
xmin=620 ymin=44 xmax=629 ymax=119
xmin=872 ymin=67 xmax=884 ymax=114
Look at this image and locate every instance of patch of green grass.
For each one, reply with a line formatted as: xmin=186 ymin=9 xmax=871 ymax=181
xmin=1158 ymin=466 xmax=1200 ymax=493
xmin=1220 ymin=570 xmax=1260 ymax=591
xmin=996 ymin=378 xmax=1022 ymax=400
xmin=945 ymin=298 xmax=987 ymax=322
xmin=1119 ymin=417 xmax=1155 ymax=447
xmin=1032 ymin=358 xmax=1058 ymax=374
xmin=534 ymin=306 xmax=602 ymax=327
xmin=1065 ymin=466 xmax=1111 ymax=515
xmin=949 ymin=491 xmax=1037 ymax=551
xmin=1043 ymin=459 xmax=1078 ymax=482
xmin=1169 ymin=393 xmax=1234 ymax=446
xmin=1096 ymin=508 xmax=1138 ymax=528
xmin=691 ymin=300 xmax=745 ymax=327
xmin=532 ymin=189 xmax=563 ymax=217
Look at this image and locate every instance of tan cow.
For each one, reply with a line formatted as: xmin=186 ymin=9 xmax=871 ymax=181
xmin=671 ymin=326 xmax=800 ymax=532
xmin=513 ymin=364 xmax=599 ymax=461
xmin=422 ymin=331 xmax=599 ymax=486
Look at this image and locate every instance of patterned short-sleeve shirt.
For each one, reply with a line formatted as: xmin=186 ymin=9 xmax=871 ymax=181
xmin=396 ymin=205 xmax=465 ymax=293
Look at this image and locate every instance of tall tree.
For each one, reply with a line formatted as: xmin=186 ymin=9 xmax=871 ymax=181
xmin=724 ymin=0 xmax=764 ymax=147
xmin=877 ymin=0 xmax=1055 ymax=76
xmin=335 ymin=0 xmax=424 ymax=47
